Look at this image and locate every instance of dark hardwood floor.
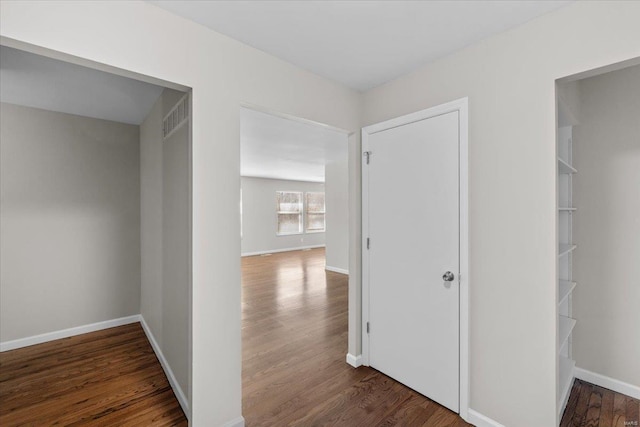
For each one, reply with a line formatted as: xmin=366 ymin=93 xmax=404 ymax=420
xmin=561 ymin=378 xmax=639 ymax=427
xmin=4 ymin=248 xmax=633 ymax=426
xmin=242 ymin=247 xmax=471 ymax=426
xmin=0 ymin=322 xmax=187 ymax=426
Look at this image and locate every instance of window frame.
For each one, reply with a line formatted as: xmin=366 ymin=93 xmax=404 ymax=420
xmin=304 ymin=191 xmax=326 ymax=233
xmin=275 ymin=191 xmax=304 ymax=236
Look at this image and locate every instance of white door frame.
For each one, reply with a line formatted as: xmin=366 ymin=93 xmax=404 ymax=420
xmin=361 ymin=97 xmax=469 ymax=419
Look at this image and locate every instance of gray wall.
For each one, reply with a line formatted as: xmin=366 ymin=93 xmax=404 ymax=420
xmin=140 ymin=95 xmax=164 ymax=346
xmin=140 ymin=89 xmax=190 ymax=400
xmin=162 ymin=109 xmax=190 ymax=400
xmin=0 ymin=103 xmax=140 ymax=342
xmin=573 ymin=65 xmax=640 ymax=387
xmin=324 ymin=139 xmax=349 ymax=273
xmin=241 ymin=177 xmax=325 ymax=255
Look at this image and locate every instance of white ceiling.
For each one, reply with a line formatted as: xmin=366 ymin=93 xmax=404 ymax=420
xmin=150 ymin=0 xmax=571 ymax=91
xmin=0 ymin=46 xmax=165 ymax=125
xmin=241 ymin=108 xmax=346 ymax=183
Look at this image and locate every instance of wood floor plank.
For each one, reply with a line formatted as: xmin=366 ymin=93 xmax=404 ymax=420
xmin=417 ymin=405 xmax=458 ymax=427
xmin=584 ymin=387 xmax=603 ymax=427
xmin=613 ymin=392 xmax=627 ymax=427
xmin=241 ymin=248 xmax=470 ymax=426
xmin=562 ymin=379 xmax=583 ymax=427
xmin=374 ymin=391 xmax=435 ymax=427
xmin=598 ymin=386 xmax=615 ymax=427
xmin=1 ymin=349 xmax=161 ymax=411
xmin=249 ymin=361 xmax=372 ymax=426
xmin=561 ymin=378 xmax=639 ymax=427
xmin=404 ymin=400 xmax=443 ymax=427
xmin=626 ymin=396 xmax=639 ymax=427
xmin=0 ymin=324 xmax=142 ymax=366
xmin=0 ymin=323 xmax=187 ymax=426
xmin=572 ymin=380 xmax=594 ymax=426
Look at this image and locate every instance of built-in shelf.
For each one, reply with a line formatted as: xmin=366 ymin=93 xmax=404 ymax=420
xmin=558 ymin=356 xmax=576 ymax=409
xmin=559 ymin=281 xmax=577 ymax=305
xmin=557 ymin=98 xmax=577 ymax=421
xmin=559 ymin=244 xmax=577 ymax=257
xmin=559 ymin=315 xmax=576 ymax=350
xmin=558 ymin=158 xmax=577 ymax=174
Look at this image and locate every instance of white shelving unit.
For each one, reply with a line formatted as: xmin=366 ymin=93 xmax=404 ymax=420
xmin=558 ymin=315 xmax=576 ymax=350
xmin=558 ymin=281 xmax=577 ymax=305
xmin=559 ymin=355 xmax=576 ymax=399
xmin=557 ymin=102 xmax=578 ymax=422
xmin=558 ymin=244 xmax=577 ymax=257
xmin=558 ymin=158 xmax=577 ymax=175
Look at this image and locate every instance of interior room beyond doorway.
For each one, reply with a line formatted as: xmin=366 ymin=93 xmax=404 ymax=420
xmin=0 ymin=44 xmax=192 ymax=423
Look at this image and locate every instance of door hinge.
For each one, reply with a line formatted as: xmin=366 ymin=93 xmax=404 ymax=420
xmin=366 ymin=322 xmax=370 ymax=334
xmin=363 ymin=151 xmax=372 ymax=164
xmin=366 ymin=238 xmax=370 ymax=249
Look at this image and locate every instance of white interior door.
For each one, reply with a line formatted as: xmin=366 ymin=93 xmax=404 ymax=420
xmin=364 ymin=110 xmax=460 ymax=412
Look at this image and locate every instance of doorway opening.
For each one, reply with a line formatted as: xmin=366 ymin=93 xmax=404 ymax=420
xmin=239 ymin=105 xmax=351 ymax=423
xmin=0 ymin=43 xmax=193 ymax=424
xmin=556 ymin=57 xmax=640 ymax=425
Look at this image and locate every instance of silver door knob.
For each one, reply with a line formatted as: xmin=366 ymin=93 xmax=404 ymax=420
xmin=442 ymin=271 xmax=455 ymax=282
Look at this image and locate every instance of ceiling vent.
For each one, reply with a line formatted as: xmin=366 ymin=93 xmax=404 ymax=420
xmin=163 ymin=93 xmax=189 ymax=139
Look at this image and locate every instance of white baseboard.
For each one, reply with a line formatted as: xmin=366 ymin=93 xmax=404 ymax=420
xmin=0 ymin=314 xmax=141 ymax=352
xmin=574 ymin=367 xmax=640 ymax=400
xmin=221 ymin=416 xmax=246 ymax=427
xmin=241 ymin=245 xmax=325 ymax=257
xmin=467 ymin=409 xmax=505 ymax=427
xmin=346 ymin=353 xmax=362 ymax=368
xmin=325 ymin=265 xmax=349 ymax=275
xmin=139 ymin=316 xmax=190 ymax=418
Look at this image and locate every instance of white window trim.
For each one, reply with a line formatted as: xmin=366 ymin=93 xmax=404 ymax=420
xmin=305 ymin=191 xmax=326 ymax=233
xmin=276 ymin=191 xmax=303 ymax=236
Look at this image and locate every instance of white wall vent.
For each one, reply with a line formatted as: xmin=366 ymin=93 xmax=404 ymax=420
xmin=163 ymin=93 xmax=189 ymax=139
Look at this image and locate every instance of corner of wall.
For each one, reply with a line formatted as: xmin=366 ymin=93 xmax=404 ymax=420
xmin=139 ymin=315 xmax=190 ymax=418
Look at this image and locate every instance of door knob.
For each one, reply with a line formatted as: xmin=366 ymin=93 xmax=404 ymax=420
xmin=442 ymin=271 xmax=455 ymax=282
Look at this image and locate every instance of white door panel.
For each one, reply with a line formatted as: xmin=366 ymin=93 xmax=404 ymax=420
xmin=366 ymin=111 xmax=460 ymax=412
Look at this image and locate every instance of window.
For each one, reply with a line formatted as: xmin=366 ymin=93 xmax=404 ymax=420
xmin=276 ymin=191 xmax=303 ymax=235
xmin=305 ymin=192 xmax=325 ymax=233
